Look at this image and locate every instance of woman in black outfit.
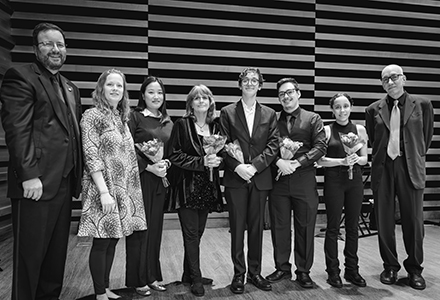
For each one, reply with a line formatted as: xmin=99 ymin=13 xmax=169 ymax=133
xmin=318 ymin=93 xmax=368 ymax=288
xmin=126 ymin=76 xmax=173 ymax=296
xmin=168 ymin=84 xmax=224 ymax=297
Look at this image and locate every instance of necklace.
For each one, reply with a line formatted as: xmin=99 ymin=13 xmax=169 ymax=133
xmin=195 ymin=122 xmax=206 ymax=132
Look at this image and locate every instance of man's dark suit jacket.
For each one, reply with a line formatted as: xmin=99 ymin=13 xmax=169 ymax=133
xmin=365 ymin=92 xmax=434 ymax=190
xmin=219 ymin=100 xmax=279 ymax=189
xmin=0 ymin=61 xmax=83 ymax=200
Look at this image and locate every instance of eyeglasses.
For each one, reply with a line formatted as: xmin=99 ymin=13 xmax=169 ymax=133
xmin=242 ymin=78 xmax=259 ymax=86
xmin=381 ymin=74 xmax=403 ymax=84
xmin=278 ymin=89 xmax=298 ymax=98
xmin=37 ymin=41 xmax=67 ymax=49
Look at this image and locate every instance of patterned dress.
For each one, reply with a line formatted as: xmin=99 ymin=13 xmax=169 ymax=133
xmin=78 ymin=107 xmax=147 ymax=238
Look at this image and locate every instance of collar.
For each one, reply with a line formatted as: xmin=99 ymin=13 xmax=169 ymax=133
xmin=241 ymin=98 xmax=256 ymax=112
xmin=386 ymin=91 xmax=406 ymax=106
xmin=140 ymin=108 xmax=162 ymax=118
xmin=283 ymin=106 xmax=301 ymax=118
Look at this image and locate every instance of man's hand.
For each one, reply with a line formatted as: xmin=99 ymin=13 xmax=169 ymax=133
xmin=276 ymin=159 xmax=300 ymax=176
xmin=146 ymin=161 xmax=167 ymax=178
xmin=22 ymin=178 xmax=43 ymax=201
xmin=234 ymin=164 xmax=257 ymax=181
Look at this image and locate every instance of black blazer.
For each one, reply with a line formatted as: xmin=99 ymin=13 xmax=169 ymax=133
xmin=219 ymin=100 xmax=279 ymax=190
xmin=0 ymin=62 xmax=83 ymax=199
xmin=167 ymin=116 xmax=223 ymax=211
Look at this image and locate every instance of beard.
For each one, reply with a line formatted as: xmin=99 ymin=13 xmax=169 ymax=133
xmin=36 ymin=50 xmax=66 ymax=71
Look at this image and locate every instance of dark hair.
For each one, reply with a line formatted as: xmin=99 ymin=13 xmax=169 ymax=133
xmin=276 ymin=77 xmax=300 ymax=92
xmin=92 ymin=69 xmax=130 ymax=125
xmin=238 ymin=67 xmax=264 ymax=87
xmin=32 ymin=23 xmax=66 ymax=46
xmin=135 ymin=76 xmax=169 ymax=121
xmin=183 ymin=84 xmax=216 ymax=124
xmin=329 ymin=92 xmax=354 ymax=108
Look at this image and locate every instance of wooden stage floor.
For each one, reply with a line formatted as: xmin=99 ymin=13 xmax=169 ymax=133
xmin=1 ymin=222 xmax=440 ymax=300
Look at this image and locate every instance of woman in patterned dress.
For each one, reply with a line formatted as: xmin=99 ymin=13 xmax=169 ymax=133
xmin=125 ymin=76 xmax=173 ymax=296
xmin=168 ymin=84 xmax=224 ymax=297
xmin=78 ymin=69 xmax=147 ymax=300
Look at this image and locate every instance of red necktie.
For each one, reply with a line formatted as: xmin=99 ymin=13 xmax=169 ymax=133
xmin=387 ymin=100 xmax=400 ymax=160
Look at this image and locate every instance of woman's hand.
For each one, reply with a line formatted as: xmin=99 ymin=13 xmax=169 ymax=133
xmin=204 ymin=154 xmax=222 ymax=168
xmin=344 ymin=153 xmax=360 ymax=166
xmin=146 ymin=161 xmax=167 ymax=178
xmin=100 ymin=192 xmax=116 ymax=214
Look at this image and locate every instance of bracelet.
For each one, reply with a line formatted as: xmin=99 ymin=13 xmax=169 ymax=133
xmin=100 ymin=190 xmax=109 ymax=195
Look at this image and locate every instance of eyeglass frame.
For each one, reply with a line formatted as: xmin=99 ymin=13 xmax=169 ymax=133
xmin=241 ymin=78 xmax=260 ymax=86
xmin=37 ymin=41 xmax=67 ymax=49
xmin=278 ymin=88 xmax=299 ymax=98
xmin=381 ymin=74 xmax=403 ymax=84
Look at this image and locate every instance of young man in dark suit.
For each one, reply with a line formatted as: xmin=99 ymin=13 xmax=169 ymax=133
xmin=266 ymin=77 xmax=326 ymax=288
xmin=365 ymin=64 xmax=434 ymax=290
xmin=219 ymin=67 xmax=279 ymax=294
xmin=0 ymin=23 xmax=82 ymax=300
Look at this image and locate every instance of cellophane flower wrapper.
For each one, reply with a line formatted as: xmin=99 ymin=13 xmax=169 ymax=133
xmin=338 ymin=132 xmax=366 ymax=180
xmin=276 ymin=137 xmax=303 ymax=181
xmin=137 ymin=138 xmax=170 ymax=187
xmin=202 ymin=134 xmax=227 ymax=181
xmin=224 ymin=139 xmax=251 ymax=183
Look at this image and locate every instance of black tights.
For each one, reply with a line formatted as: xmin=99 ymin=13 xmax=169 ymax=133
xmin=89 ymin=238 xmax=119 ymax=295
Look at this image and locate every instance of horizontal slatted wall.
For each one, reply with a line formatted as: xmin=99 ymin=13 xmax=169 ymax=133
xmin=148 ymin=0 xmax=316 ymax=115
xmin=0 ymin=0 xmax=14 ymax=240
xmin=7 ymin=0 xmax=148 ymax=223
xmin=315 ymin=0 xmax=440 ymax=216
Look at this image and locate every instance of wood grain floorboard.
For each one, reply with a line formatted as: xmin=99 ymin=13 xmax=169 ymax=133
xmin=1 ymin=223 xmax=439 ymax=300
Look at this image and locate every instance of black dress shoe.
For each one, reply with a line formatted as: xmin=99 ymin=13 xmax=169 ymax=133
xmin=266 ymin=270 xmax=292 ymax=283
xmin=344 ymin=271 xmax=367 ymax=287
xmin=327 ymin=273 xmax=343 ymax=288
xmin=182 ymin=276 xmax=213 ymax=286
xmin=191 ymin=282 xmax=205 ymax=297
xmin=408 ymin=273 xmax=426 ymax=290
xmin=230 ymin=275 xmax=245 ymax=294
xmin=380 ymin=269 xmax=398 ymax=285
xmin=296 ymin=272 xmax=314 ymax=288
xmin=247 ymin=274 xmax=272 ymax=291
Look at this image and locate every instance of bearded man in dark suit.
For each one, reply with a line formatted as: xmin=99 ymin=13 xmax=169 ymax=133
xmin=0 ymin=22 xmax=82 ymax=300
xmin=219 ymin=67 xmax=279 ymax=294
xmin=365 ymin=64 xmax=433 ymax=291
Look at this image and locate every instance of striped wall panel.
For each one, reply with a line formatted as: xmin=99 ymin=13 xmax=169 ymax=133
xmin=1 ymin=0 xmax=439 ymax=231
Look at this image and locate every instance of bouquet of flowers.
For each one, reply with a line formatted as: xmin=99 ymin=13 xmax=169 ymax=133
xmin=203 ymin=134 xmax=227 ymax=181
xmin=275 ymin=137 xmax=303 ymax=181
xmin=224 ymin=139 xmax=251 ymax=183
xmin=339 ymin=132 xmax=366 ymax=180
xmin=136 ymin=138 xmax=170 ymax=187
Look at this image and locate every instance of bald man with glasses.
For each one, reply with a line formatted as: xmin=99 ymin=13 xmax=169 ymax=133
xmin=365 ymin=64 xmax=433 ymax=290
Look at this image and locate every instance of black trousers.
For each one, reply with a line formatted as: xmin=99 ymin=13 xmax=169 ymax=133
xmin=269 ymin=169 xmax=319 ymax=274
xmin=125 ymin=173 xmax=166 ymax=287
xmin=323 ymin=166 xmax=363 ymax=275
xmin=89 ymin=238 xmax=119 ymax=295
xmin=11 ymin=176 xmax=72 ymax=300
xmin=225 ymin=182 xmax=268 ymax=277
xmin=178 ymin=207 xmax=209 ymax=283
xmin=374 ymin=155 xmax=424 ymax=275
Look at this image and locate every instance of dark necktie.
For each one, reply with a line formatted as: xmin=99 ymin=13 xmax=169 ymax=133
xmin=387 ymin=100 xmax=400 ymax=160
xmin=287 ymin=114 xmax=295 ymax=134
xmin=51 ymin=75 xmax=66 ymax=104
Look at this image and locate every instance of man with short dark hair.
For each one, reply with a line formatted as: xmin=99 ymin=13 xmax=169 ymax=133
xmin=266 ymin=77 xmax=326 ymax=288
xmin=219 ymin=67 xmax=279 ymax=294
xmin=365 ymin=64 xmax=433 ymax=290
xmin=0 ymin=22 xmax=82 ymax=300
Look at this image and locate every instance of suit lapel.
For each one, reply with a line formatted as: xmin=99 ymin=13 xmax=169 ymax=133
xmin=37 ymin=70 xmax=69 ymax=132
xmin=378 ymin=97 xmax=390 ymax=131
xmin=60 ymin=76 xmax=80 ymax=138
xmin=403 ymin=94 xmax=415 ymax=126
xmin=236 ymin=100 xmax=250 ymax=138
